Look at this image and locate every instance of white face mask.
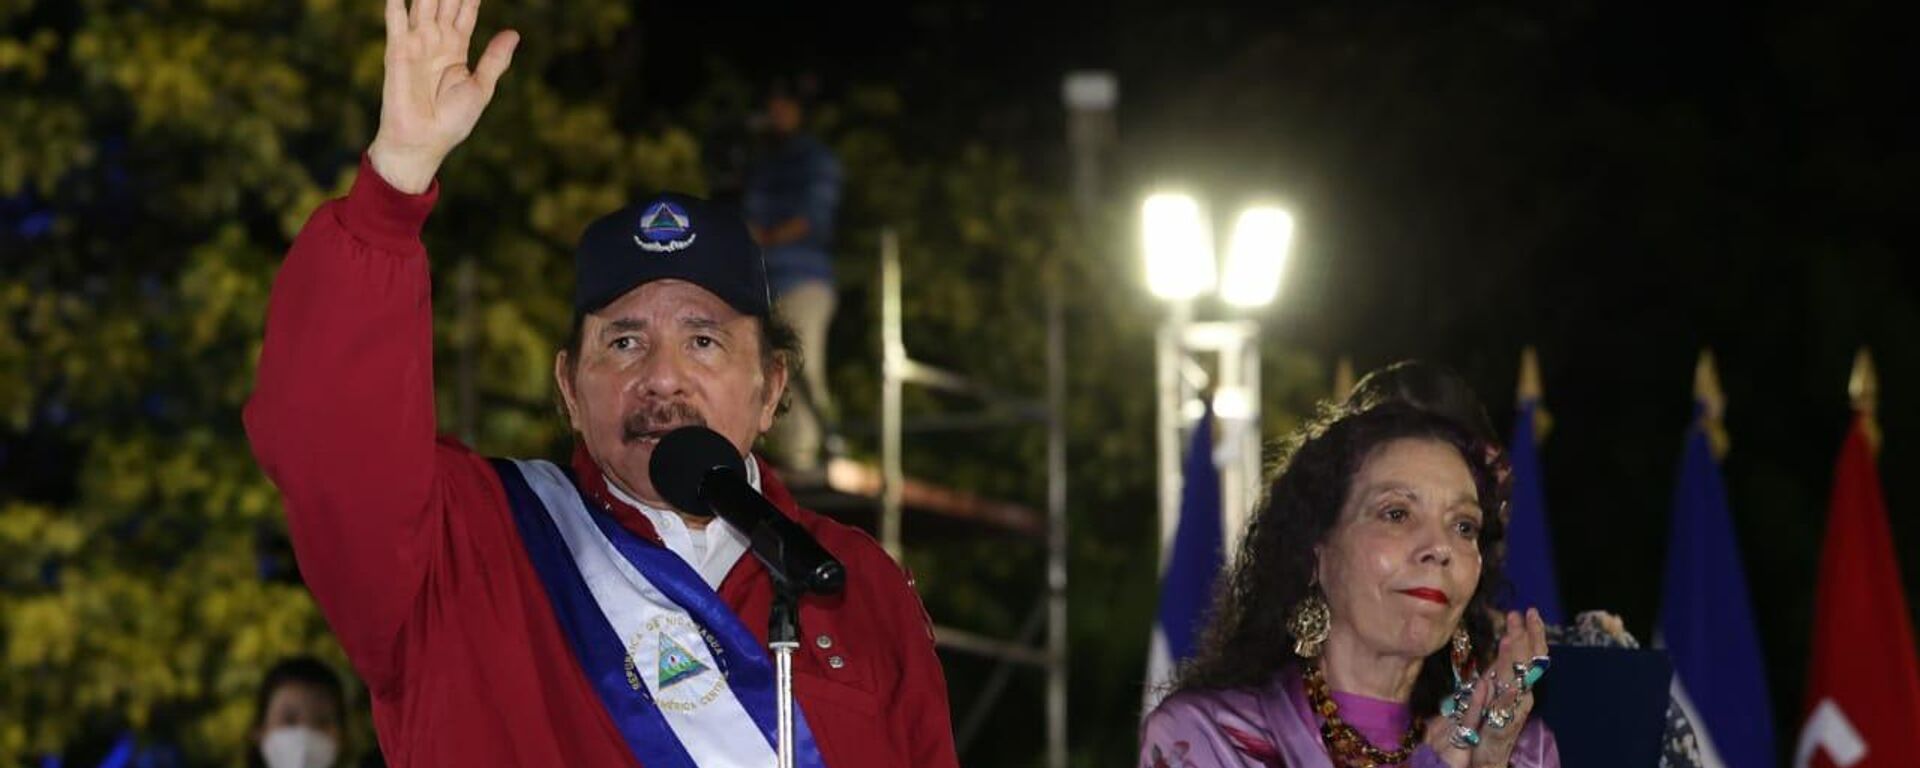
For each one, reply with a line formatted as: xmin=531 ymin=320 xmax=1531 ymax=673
xmin=260 ymin=726 xmax=338 ymax=768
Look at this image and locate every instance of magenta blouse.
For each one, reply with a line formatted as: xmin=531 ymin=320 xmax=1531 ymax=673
xmin=1140 ymin=667 xmax=1560 ymax=768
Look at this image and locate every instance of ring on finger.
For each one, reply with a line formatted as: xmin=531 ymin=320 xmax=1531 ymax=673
xmin=1484 ymin=707 xmax=1514 ymax=730
xmin=1448 ymin=724 xmax=1482 ymax=749
xmin=1513 ymin=655 xmax=1551 ymax=691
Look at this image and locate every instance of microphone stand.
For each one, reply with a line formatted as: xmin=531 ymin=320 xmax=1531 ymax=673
xmin=743 ymin=526 xmax=807 ymax=768
xmin=767 ymin=570 xmax=801 ymax=768
xmin=687 ymin=464 xmax=843 ymax=768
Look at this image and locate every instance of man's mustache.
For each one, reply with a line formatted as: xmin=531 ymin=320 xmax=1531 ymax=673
xmin=622 ymin=402 xmax=706 ymax=444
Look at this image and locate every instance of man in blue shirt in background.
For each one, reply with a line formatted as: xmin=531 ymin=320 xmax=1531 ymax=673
xmin=746 ymin=77 xmax=843 ymax=482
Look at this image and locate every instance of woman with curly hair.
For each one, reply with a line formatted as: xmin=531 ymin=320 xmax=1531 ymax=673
xmin=1140 ymin=397 xmax=1560 ymax=767
xmin=1344 ymin=360 xmax=1703 ymax=768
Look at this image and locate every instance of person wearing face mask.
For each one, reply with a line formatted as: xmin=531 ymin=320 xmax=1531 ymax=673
xmin=249 ymin=657 xmax=346 ymax=768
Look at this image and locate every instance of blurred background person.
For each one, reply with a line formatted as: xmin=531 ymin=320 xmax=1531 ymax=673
xmin=745 ymin=74 xmax=844 ymax=482
xmin=249 ymin=656 xmax=346 ymax=768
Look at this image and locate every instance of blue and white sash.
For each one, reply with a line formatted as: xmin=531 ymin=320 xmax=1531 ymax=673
xmin=493 ymin=458 xmax=825 ymax=768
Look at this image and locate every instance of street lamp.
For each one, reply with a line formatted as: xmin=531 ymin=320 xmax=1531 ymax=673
xmin=1144 ymin=194 xmax=1294 ymax=571
xmin=1141 ymin=192 xmax=1216 ymax=301
xmin=1220 ymin=206 xmax=1294 ymax=309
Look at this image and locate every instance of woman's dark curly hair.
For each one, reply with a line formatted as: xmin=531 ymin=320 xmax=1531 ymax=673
xmin=1170 ymin=400 xmax=1511 ymax=718
xmin=1345 ymin=360 xmax=1500 ymax=447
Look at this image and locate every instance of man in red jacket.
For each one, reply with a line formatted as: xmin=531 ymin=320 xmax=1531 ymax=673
xmin=243 ymin=1 xmax=959 ymax=766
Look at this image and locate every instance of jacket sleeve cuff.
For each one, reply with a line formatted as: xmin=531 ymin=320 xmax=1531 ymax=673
xmin=337 ymin=153 xmax=440 ymax=251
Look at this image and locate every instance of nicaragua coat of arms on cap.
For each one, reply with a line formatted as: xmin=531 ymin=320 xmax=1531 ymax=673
xmin=633 ymin=200 xmax=698 ymax=253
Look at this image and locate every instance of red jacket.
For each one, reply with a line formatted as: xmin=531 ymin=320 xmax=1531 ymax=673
xmin=244 ymin=159 xmax=959 ymax=768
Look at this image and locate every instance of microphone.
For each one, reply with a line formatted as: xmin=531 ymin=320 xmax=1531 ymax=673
xmin=648 ymin=425 xmax=846 ymax=596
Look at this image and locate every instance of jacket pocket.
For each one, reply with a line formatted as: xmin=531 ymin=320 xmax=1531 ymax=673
xmin=794 ymin=669 xmax=904 ymax=766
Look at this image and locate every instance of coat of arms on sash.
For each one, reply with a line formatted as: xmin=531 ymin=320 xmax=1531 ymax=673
xmin=625 ymin=614 xmax=729 ymax=713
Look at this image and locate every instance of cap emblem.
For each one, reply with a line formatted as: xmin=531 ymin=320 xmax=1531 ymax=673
xmin=633 ymin=200 xmax=698 ymax=253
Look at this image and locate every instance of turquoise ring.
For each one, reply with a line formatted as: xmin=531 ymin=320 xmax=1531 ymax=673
xmin=1513 ymin=656 xmax=1550 ymax=690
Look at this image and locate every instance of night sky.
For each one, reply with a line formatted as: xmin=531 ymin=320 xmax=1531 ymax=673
xmin=628 ymin=0 xmax=1916 ymax=753
xmin=14 ymin=1 xmax=1920 ymax=764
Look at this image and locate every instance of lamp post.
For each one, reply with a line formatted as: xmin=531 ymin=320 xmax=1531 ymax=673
xmin=1144 ymin=194 xmax=1294 ymax=563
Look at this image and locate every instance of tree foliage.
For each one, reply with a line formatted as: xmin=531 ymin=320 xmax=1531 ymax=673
xmin=0 ymin=0 xmax=706 ymax=762
xmin=3 ymin=2 xmax=1287 ymax=766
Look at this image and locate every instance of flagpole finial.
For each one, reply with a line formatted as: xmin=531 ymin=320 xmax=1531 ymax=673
xmin=1517 ymin=346 xmax=1552 ymax=443
xmin=1517 ymin=346 xmax=1544 ymax=401
xmin=1849 ymin=347 xmax=1878 ymax=412
xmin=1333 ymin=356 xmax=1355 ymax=404
xmin=1695 ymin=349 xmax=1730 ymax=459
xmin=1850 ymin=347 xmax=1881 ymax=455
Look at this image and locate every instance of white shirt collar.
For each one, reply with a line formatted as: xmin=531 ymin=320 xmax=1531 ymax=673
xmin=605 ymin=456 xmax=759 ymax=590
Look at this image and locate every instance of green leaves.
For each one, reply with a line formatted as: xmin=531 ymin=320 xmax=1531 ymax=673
xmin=2 ymin=2 xmax=1309 ymax=764
xmin=0 ymin=0 xmax=644 ymax=762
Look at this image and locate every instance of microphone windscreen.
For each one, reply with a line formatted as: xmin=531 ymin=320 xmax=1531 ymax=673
xmin=647 ymin=425 xmax=746 ymax=516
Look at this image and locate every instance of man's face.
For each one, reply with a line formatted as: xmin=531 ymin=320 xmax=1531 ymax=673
xmin=555 ymin=279 xmax=787 ymax=509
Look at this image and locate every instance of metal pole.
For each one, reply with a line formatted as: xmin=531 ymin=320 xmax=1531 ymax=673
xmin=1062 ymin=71 xmax=1117 ymax=220
xmin=953 ymin=602 xmax=1049 ymax=752
xmin=774 ymin=640 xmax=797 ymax=768
xmin=1216 ymin=331 xmax=1244 ymax=554
xmin=880 ymin=229 xmax=906 ymax=561
xmin=1212 ymin=326 xmax=1264 ymax=558
xmin=1233 ymin=329 xmax=1262 ymax=556
xmin=1154 ymin=304 xmax=1192 ymax=572
xmin=1044 ymin=279 xmax=1069 ymax=768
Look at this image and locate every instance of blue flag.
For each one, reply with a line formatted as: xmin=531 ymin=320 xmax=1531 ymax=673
xmin=96 ymin=733 xmax=133 ymax=768
xmin=1144 ymin=408 xmax=1224 ymax=710
xmin=1657 ymin=404 xmax=1776 ymax=768
xmin=1503 ymin=399 xmax=1564 ymax=623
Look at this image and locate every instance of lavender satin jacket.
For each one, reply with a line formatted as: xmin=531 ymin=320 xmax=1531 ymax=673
xmin=1140 ymin=668 xmax=1560 ymax=768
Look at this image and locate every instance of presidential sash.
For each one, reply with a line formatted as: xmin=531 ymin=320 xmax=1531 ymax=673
xmin=493 ymin=458 xmax=825 ymax=768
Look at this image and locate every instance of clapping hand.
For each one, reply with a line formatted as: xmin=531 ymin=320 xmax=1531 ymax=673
xmin=1426 ymin=609 xmax=1551 ymax=768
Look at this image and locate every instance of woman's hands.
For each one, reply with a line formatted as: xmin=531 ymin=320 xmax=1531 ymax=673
xmin=1425 ymin=609 xmax=1550 ymax=768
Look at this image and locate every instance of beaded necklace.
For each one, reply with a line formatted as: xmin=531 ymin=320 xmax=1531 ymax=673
xmin=1303 ymin=659 xmax=1422 ymax=768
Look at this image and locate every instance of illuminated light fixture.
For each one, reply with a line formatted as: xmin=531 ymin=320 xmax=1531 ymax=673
xmin=1212 ymin=385 xmax=1254 ymax=420
xmin=1141 ymin=192 xmax=1215 ymax=301
xmin=1220 ymin=206 xmax=1295 ymax=309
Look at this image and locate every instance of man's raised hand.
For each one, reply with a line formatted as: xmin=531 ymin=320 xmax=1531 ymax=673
xmin=366 ymin=0 xmax=518 ymax=194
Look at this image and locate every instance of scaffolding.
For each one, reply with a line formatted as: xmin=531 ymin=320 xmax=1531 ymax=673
xmin=792 ymin=228 xmax=1067 ymax=766
xmin=888 ymin=227 xmax=1068 ymax=767
xmin=1156 ymin=315 xmax=1264 ymax=563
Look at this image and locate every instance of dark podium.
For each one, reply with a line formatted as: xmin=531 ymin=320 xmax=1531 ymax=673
xmin=1532 ymin=645 xmax=1676 ymax=768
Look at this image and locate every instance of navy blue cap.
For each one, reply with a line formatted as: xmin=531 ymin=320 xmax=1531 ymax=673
xmin=574 ymin=192 xmax=771 ymax=319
